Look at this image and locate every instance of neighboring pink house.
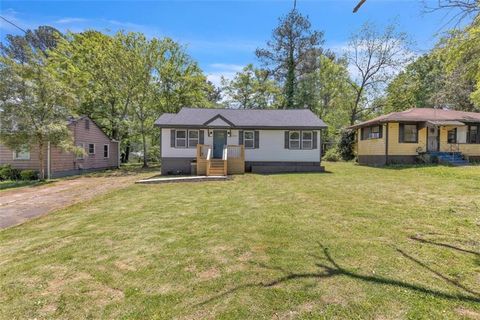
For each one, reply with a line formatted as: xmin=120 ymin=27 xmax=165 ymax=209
xmin=0 ymin=116 xmax=120 ymax=178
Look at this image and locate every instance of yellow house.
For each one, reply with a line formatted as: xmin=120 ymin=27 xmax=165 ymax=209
xmin=349 ymin=108 xmax=480 ymax=165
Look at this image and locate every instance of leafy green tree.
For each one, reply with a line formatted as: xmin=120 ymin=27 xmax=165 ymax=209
xmin=384 ymin=54 xmax=443 ymax=112
xmin=51 ymin=30 xmax=140 ymax=145
xmin=154 ymin=38 xmax=213 ymax=113
xmin=221 ymin=64 xmax=282 ymax=109
xmin=256 ymin=9 xmax=324 ymax=108
xmin=440 ymin=19 xmax=480 ymax=110
xmin=296 ymin=54 xmax=353 ymax=139
xmin=0 ymin=27 xmax=77 ymax=179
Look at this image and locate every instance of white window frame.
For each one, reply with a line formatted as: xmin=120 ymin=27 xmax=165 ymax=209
xmin=77 ymin=143 xmax=85 ymax=160
xmin=175 ymin=130 xmax=187 ymax=148
xmin=188 ymin=130 xmax=199 ymax=148
xmin=13 ymin=145 xmax=30 ymax=160
xmin=88 ymin=143 xmax=95 ymax=155
xmin=302 ymin=131 xmax=313 ymax=150
xmin=103 ymin=144 xmax=109 ymax=158
xmin=244 ymin=130 xmax=255 ymax=149
xmin=289 ymin=131 xmax=301 ymax=150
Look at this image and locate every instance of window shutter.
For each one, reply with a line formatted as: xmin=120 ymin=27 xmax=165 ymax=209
xmin=313 ymin=131 xmax=318 ymax=149
xmin=199 ymin=130 xmax=204 ymax=144
xmin=284 ymin=131 xmax=289 ymax=149
xmin=239 ymin=130 xmax=244 ymax=145
xmin=399 ymin=124 xmax=404 ymax=143
xmin=170 ymin=129 xmax=176 ymax=147
xmin=360 ymin=128 xmax=365 ymax=140
xmin=254 ymin=131 xmax=259 ymax=148
xmin=379 ymin=125 xmax=383 ymax=139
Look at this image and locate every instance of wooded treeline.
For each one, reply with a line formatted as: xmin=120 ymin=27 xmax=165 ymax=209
xmin=1 ymin=2 xmax=479 ymax=173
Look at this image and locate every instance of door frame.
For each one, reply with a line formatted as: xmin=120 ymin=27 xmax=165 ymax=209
xmin=212 ymin=130 xmax=227 ymax=159
xmin=426 ymin=125 xmax=440 ymax=152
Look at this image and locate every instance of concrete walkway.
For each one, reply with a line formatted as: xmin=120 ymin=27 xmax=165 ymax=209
xmin=0 ymin=174 xmax=144 ymax=229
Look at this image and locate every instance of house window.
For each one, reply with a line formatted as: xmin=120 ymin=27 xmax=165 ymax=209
xmin=77 ymin=143 xmax=85 ymax=160
xmin=302 ymin=131 xmax=313 ymax=149
xmin=289 ymin=131 xmax=301 ymax=149
xmin=13 ymin=146 xmax=30 ymax=160
xmin=400 ymin=124 xmax=418 ymax=143
xmin=244 ymin=131 xmax=255 ymax=149
xmin=188 ymin=130 xmax=199 ymax=148
xmin=103 ymin=144 xmax=109 ymax=158
xmin=85 ymin=119 xmax=90 ymax=130
xmin=468 ymin=125 xmax=479 ymax=144
xmin=447 ymin=129 xmax=457 ymax=144
xmin=361 ymin=125 xmax=382 ymax=140
xmin=88 ymin=144 xmax=95 ymax=155
xmin=175 ymin=130 xmax=187 ymax=148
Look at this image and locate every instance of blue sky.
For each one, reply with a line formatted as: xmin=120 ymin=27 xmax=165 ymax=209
xmin=0 ymin=0 xmax=463 ymax=86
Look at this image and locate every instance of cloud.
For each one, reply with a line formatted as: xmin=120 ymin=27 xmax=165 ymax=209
xmin=205 ymin=63 xmax=245 ymax=87
xmin=55 ymin=17 xmax=87 ymax=24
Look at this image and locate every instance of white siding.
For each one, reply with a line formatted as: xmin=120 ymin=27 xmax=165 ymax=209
xmin=162 ymin=128 xmax=321 ymax=162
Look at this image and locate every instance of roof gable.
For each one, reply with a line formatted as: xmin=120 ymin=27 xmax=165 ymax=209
xmin=203 ymin=114 xmax=234 ymax=127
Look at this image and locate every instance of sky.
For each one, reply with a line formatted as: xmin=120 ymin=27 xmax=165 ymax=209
xmin=0 ymin=0 xmax=466 ymax=86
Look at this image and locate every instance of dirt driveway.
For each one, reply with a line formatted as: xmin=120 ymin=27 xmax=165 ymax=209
xmin=0 ymin=171 xmax=151 ymax=229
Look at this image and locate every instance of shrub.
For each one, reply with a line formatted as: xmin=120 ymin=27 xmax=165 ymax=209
xmin=323 ymin=148 xmax=341 ymax=162
xmin=338 ymin=129 xmax=356 ymax=161
xmin=0 ymin=165 xmax=21 ymax=181
xmin=147 ymin=145 xmax=160 ymax=163
xmin=20 ymin=170 xmax=39 ymax=181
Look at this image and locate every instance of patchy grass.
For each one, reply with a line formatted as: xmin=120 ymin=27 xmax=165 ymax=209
xmin=0 ymin=162 xmax=479 ymax=319
xmin=0 ymin=180 xmax=47 ymax=191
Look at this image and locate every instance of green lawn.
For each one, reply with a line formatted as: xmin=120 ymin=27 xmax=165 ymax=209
xmin=1 ymin=163 xmax=479 ymax=319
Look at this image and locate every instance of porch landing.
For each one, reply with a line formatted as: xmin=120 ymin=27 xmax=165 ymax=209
xmin=136 ymin=175 xmax=231 ymax=184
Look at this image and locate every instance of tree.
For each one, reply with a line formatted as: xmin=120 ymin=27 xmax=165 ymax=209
xmin=256 ymin=9 xmax=324 ymax=108
xmin=221 ymin=64 xmax=282 ymax=109
xmin=50 ymin=31 xmax=146 ymax=163
xmin=154 ymin=38 xmax=213 ymax=113
xmin=122 ymin=34 xmax=162 ymax=168
xmin=440 ymin=19 xmax=480 ymax=110
xmin=0 ymin=27 xmax=77 ymax=179
xmin=384 ymin=54 xmax=444 ymax=112
xmin=345 ymin=22 xmax=412 ymax=124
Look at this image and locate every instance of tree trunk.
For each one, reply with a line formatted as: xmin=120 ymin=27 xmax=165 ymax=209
xmin=141 ymin=122 xmax=148 ymax=168
xmin=124 ymin=142 xmax=130 ymax=163
xmin=38 ymin=141 xmax=45 ymax=180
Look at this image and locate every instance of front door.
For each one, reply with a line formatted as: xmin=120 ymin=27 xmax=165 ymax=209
xmin=427 ymin=126 xmax=439 ymax=152
xmin=213 ymin=130 xmax=227 ymax=159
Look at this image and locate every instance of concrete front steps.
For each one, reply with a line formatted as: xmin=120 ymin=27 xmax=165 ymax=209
xmin=429 ymin=152 xmax=469 ymax=166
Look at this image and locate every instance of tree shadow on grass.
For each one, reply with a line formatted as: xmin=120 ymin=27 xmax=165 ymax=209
xmin=195 ymin=245 xmax=480 ymax=307
xmin=409 ymin=235 xmax=480 ymax=257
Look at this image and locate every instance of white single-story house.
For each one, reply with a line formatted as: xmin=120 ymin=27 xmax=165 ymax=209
xmin=154 ymin=107 xmax=328 ymax=175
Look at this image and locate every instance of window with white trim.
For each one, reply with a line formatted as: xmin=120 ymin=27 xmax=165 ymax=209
xmin=175 ymin=130 xmax=187 ymax=148
xmin=244 ymin=130 xmax=255 ymax=149
xmin=289 ymin=131 xmax=300 ymax=149
xmin=103 ymin=144 xmax=109 ymax=158
xmin=88 ymin=143 xmax=95 ymax=155
xmin=302 ymin=131 xmax=313 ymax=149
xmin=188 ymin=130 xmax=199 ymax=148
xmin=77 ymin=143 xmax=85 ymax=160
xmin=13 ymin=145 xmax=30 ymax=160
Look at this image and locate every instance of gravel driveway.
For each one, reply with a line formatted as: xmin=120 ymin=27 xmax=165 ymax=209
xmin=0 ymin=173 xmax=148 ymax=229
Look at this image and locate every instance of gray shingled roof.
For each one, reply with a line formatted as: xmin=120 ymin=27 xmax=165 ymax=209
xmin=155 ymin=108 xmax=327 ymax=129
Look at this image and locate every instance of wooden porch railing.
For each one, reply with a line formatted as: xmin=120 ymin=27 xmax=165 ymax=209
xmin=196 ymin=144 xmax=245 ymax=176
